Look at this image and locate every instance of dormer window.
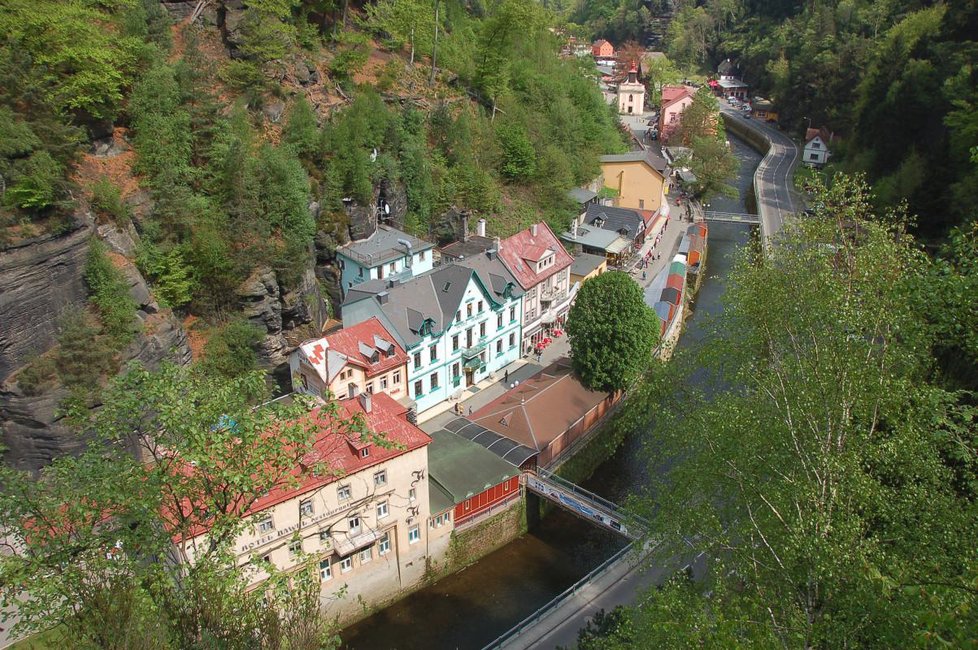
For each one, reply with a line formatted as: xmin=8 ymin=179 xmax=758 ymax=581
xmin=360 ymin=447 xmax=370 ymax=458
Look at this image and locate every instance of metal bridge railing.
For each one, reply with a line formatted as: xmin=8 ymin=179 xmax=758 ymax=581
xmin=531 ymin=468 xmax=650 ymax=531
xmin=480 ymin=541 xmax=640 ymax=650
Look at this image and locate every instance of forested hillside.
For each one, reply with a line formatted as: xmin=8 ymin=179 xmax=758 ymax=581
xmin=573 ymin=0 xmax=978 ymax=242
xmin=0 ymin=0 xmax=625 ymax=468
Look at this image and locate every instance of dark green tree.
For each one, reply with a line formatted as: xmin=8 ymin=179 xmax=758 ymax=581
xmin=566 ymin=271 xmax=659 ymax=392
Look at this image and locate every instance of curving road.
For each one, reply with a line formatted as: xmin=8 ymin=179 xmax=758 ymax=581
xmin=721 ymin=105 xmax=801 ymax=242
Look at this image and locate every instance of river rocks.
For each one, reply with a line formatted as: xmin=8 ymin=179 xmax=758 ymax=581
xmin=0 ymin=218 xmax=92 ymax=381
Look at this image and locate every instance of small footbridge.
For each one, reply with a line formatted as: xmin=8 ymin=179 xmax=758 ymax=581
xmin=704 ymin=210 xmax=761 ymax=225
xmin=523 ymin=468 xmax=645 ymax=540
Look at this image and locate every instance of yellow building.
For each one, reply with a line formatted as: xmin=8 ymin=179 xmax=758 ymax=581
xmin=569 ymin=252 xmax=608 ymax=286
xmin=599 ymin=151 xmax=670 ymax=213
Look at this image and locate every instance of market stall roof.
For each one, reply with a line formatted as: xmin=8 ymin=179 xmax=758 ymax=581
xmin=605 ymin=237 xmax=632 ymax=255
xmin=660 ymin=286 xmax=682 ymax=305
xmin=669 ymin=260 xmax=686 ymax=275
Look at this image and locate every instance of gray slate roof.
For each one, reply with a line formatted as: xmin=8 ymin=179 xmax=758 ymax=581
xmin=337 ymin=225 xmax=434 ymax=268
xmin=568 ymin=187 xmax=598 ymax=205
xmin=343 ymin=264 xmax=497 ymax=347
xmin=454 ymin=251 xmax=523 ymax=303
xmin=428 ymin=428 xmax=520 ymax=502
xmin=599 ymin=151 xmax=669 ymax=175
xmin=570 ymin=252 xmax=607 ymax=278
xmin=560 ymin=225 xmax=621 ymax=250
xmin=584 ymin=204 xmax=645 ymax=240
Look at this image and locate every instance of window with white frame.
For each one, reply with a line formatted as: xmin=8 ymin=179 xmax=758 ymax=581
xmin=509 ymin=306 xmax=516 ymax=322
xmin=258 ymin=515 xmax=274 ymax=533
xmin=414 ymin=379 xmax=423 ymax=396
xmin=380 ymin=376 xmax=388 ymax=389
xmin=496 ymin=340 xmax=502 ymax=355
xmin=288 ymin=538 xmax=302 ymax=558
xmin=376 ymin=500 xmax=389 ymax=519
xmin=320 ymin=558 xmax=332 ymax=580
xmin=379 ymin=532 xmax=391 ymax=555
xmin=374 ymin=469 xmax=387 ymax=487
xmin=509 ymin=332 xmax=516 ymax=348
xmin=409 ymin=488 xmax=416 ymax=502
xmin=340 ymin=556 xmax=352 ymax=573
xmin=299 ymin=499 xmax=313 ymax=517
xmin=319 ymin=530 xmax=331 ymax=546
xmin=393 ymin=370 xmax=401 ymax=384
xmin=497 ymin=312 xmax=503 ymax=328
xmin=337 ymin=484 xmax=352 ymax=501
xmin=348 ymin=515 xmax=361 ymax=535
xmin=408 ymin=525 xmax=420 ymax=544
xmin=360 ymin=547 xmax=373 ymax=564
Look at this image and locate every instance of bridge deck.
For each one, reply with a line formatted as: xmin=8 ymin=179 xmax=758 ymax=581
xmin=703 ymin=210 xmax=761 ymax=224
xmin=523 ymin=469 xmax=641 ymax=539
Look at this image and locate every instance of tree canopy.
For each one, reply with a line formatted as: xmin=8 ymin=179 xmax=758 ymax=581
xmin=566 ymin=271 xmax=659 ymax=392
xmin=596 ymin=176 xmax=978 ymax=648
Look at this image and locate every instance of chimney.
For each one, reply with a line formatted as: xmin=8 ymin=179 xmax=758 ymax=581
xmin=495 ymin=236 xmax=502 ymax=252
xmin=387 ymin=278 xmax=397 ymax=289
xmin=359 ymin=392 xmax=372 ymax=413
xmin=487 ymin=249 xmax=496 ymax=261
xmin=477 ymin=218 xmax=487 ymax=238
xmin=460 ymin=209 xmax=470 ymax=243
xmin=377 ymin=291 xmax=389 ymax=305
xmin=531 ymin=223 xmax=538 ymax=237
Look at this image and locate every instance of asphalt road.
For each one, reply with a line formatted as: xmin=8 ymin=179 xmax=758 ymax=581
xmin=720 ymin=105 xmax=801 ymax=241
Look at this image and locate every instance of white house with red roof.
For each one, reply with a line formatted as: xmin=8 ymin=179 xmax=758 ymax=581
xmin=175 ymin=392 xmax=434 ymax=625
xmin=804 ymin=127 xmax=834 ymax=167
xmin=289 ymin=317 xmax=409 ymax=402
xmin=497 ymin=223 xmax=576 ymax=356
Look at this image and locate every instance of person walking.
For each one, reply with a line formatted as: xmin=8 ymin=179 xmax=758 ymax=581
xmin=504 ymin=369 xmax=509 ymax=384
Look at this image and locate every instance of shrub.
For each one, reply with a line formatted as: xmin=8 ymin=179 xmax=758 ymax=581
xmin=329 ymin=31 xmax=371 ymax=84
xmin=16 ymin=354 xmax=58 ymax=396
xmin=136 ymin=241 xmax=196 ymax=309
xmin=84 ymin=240 xmax=138 ymax=345
xmin=55 ymin=306 xmax=117 ymax=391
xmin=202 ymin=320 xmax=265 ymax=379
xmin=89 ymin=176 xmax=129 ymax=224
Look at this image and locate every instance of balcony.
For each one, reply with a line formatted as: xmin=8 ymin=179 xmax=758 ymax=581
xmin=461 ymin=342 xmax=486 ymax=360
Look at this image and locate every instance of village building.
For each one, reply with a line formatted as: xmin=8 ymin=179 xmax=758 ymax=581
xmin=342 ymin=263 xmax=523 ymax=414
xmin=428 ymin=429 xmax=521 ymax=532
xmin=599 ymin=150 xmax=671 ymax=213
xmin=658 ymin=85 xmax=697 ymax=143
xmin=804 ymin=127 xmax=834 ymax=167
xmin=438 ymin=217 xmax=495 ymax=263
xmin=751 ymin=97 xmax=778 ymax=122
xmin=289 ymin=317 xmax=409 ymax=402
xmin=174 ymin=392 xmax=433 ymax=626
xmin=560 ymin=222 xmax=631 ymax=267
xmin=465 ymin=360 xmax=619 ymax=468
xmin=336 ymin=225 xmax=434 ymax=298
xmin=496 ymin=223 xmax=575 ymax=357
xmin=569 ymin=252 xmax=608 ymax=286
xmin=592 ymin=38 xmax=614 ymax=59
xmin=616 ymin=63 xmax=645 ymax=115
xmin=583 ymin=203 xmax=648 ymax=252
xmin=713 ymin=58 xmax=749 ymax=100
xmin=567 ymin=187 xmax=600 ymax=213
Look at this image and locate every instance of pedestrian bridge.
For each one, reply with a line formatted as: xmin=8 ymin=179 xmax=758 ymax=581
xmin=523 ymin=469 xmax=645 ymax=540
xmin=704 ymin=210 xmax=761 ymax=224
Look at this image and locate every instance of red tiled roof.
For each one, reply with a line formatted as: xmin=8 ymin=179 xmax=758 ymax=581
xmin=498 ymin=223 xmax=574 ymax=290
xmin=661 ymin=85 xmax=694 ymax=108
xmin=805 ymin=127 xmax=834 ymax=144
xmin=637 ymin=209 xmax=658 ymax=227
xmin=173 ymin=393 xmax=430 ymax=541
xmin=323 ymin=317 xmax=408 ymax=378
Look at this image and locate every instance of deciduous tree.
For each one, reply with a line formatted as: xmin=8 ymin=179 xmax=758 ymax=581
xmin=566 ymin=271 xmax=659 ymax=392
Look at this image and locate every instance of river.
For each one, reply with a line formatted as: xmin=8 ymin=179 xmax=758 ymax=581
xmin=341 ymin=135 xmax=762 ymax=650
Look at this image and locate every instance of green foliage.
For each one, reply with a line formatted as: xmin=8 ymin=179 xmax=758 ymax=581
xmin=329 ymin=31 xmax=371 ymax=84
xmin=4 ymin=151 xmax=63 ymax=211
xmin=89 ymin=176 xmax=130 ymax=224
xmin=283 ymin=95 xmax=320 ymax=162
xmin=136 ymin=242 xmax=196 ymax=309
xmin=84 ymin=240 xmax=138 ymax=345
xmin=0 ymin=362 xmax=348 ymax=648
xmin=15 ymin=354 xmax=58 ymax=397
xmin=0 ymin=0 xmax=141 ymax=119
xmin=201 ymin=320 xmax=265 ymax=379
xmin=54 ymin=306 xmax=118 ymax=392
xmin=566 ymin=271 xmax=659 ymax=392
xmin=496 ymin=122 xmax=537 ymax=181
xmin=620 ymin=177 xmax=978 ymax=647
xmin=238 ymin=0 xmax=301 ymax=62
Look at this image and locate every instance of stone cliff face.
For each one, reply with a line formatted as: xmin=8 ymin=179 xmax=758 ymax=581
xmin=0 ymin=217 xmax=193 ymax=471
xmin=237 ymin=263 xmax=329 ymax=390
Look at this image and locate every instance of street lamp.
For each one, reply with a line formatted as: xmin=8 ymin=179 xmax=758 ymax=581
xmin=803 ymin=116 xmax=812 ymax=132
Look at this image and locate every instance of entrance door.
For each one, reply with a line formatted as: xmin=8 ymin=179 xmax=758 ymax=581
xmin=465 ymin=369 xmax=474 ymax=387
